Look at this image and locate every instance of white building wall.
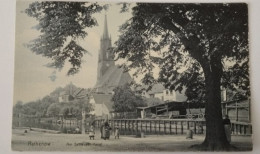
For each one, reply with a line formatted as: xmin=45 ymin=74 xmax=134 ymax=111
xmin=94 ymin=104 xmax=103 ymax=116
xmin=163 ymin=89 xmax=177 ymax=101
xmin=89 ymin=97 xmax=111 ymax=117
xmin=89 ymin=98 xmax=95 ymax=115
xmin=154 ymin=93 xmax=164 ymax=101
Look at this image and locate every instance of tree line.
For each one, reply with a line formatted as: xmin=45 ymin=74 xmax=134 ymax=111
xmin=13 ymin=85 xmax=93 ymax=119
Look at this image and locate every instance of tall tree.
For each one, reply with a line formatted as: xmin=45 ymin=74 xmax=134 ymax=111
xmin=113 ymin=3 xmax=249 ymax=150
xmin=25 ymin=2 xmax=103 ymax=75
xmin=112 ymin=84 xmax=147 ymax=116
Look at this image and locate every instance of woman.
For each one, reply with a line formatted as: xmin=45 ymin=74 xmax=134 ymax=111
xmin=223 ymin=115 xmax=231 ymax=143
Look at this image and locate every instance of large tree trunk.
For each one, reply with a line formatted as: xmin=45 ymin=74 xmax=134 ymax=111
xmin=192 ymin=57 xmax=234 ymax=151
xmin=202 ymin=67 xmax=229 ymax=150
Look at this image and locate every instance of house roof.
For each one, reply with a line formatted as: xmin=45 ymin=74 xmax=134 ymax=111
xmin=147 ymin=83 xmax=165 ymax=94
xmin=136 ymin=83 xmax=165 ymax=94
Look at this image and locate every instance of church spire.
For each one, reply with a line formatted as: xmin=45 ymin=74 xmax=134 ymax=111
xmin=103 ymin=14 xmax=109 ymax=39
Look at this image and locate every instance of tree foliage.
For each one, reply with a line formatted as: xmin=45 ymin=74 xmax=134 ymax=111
xmin=113 ymin=3 xmax=249 ymax=150
xmin=25 ymin=2 xmax=103 ymax=75
xmin=114 ymin=3 xmax=249 ymax=102
xmin=112 ymin=84 xmax=147 ymax=113
xmin=13 ymin=84 xmax=93 ymax=118
xmin=47 ymin=98 xmax=93 ymax=118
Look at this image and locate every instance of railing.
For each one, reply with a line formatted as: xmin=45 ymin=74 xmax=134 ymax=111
xmin=231 ymin=121 xmax=252 ymax=135
xmin=95 ymin=119 xmax=206 ymax=135
xmin=94 ymin=119 xmax=252 ymax=136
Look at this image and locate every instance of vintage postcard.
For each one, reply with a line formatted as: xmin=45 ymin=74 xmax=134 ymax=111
xmin=12 ymin=0 xmax=252 ymax=152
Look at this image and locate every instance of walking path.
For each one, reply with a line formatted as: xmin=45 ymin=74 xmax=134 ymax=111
xmin=12 ymin=129 xmax=252 ymax=152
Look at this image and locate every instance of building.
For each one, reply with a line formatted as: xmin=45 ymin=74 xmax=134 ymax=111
xmin=141 ymin=83 xmax=187 ymax=102
xmin=58 ymin=82 xmax=88 ymax=103
xmin=94 ymin=15 xmax=132 ymax=94
xmin=89 ymin=94 xmax=114 ymax=119
xmin=90 ymin=15 xmax=133 ymax=118
xmin=221 ymin=98 xmax=250 ymax=122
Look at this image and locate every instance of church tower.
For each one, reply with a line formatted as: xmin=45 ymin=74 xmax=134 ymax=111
xmin=95 ymin=15 xmax=132 ymax=94
xmin=97 ymin=15 xmax=115 ymax=82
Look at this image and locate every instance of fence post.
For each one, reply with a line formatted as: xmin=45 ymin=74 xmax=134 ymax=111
xmin=175 ymin=121 xmax=178 ymax=134
xmin=194 ymin=121 xmax=196 ymax=134
xmin=145 ymin=120 xmax=148 ymax=133
xmin=136 ymin=120 xmax=138 ymax=131
xmin=140 ymin=120 xmax=142 ymax=131
xmin=169 ymin=121 xmax=172 ymax=134
xmin=154 ymin=120 xmax=156 ymax=133
xmin=164 ymin=120 xmax=166 ymax=134
xmin=159 ymin=120 xmax=161 ymax=133
xmin=201 ymin=121 xmax=204 ymax=134
xmin=150 ymin=120 xmax=152 ymax=133
xmin=181 ymin=121 xmax=183 ymax=134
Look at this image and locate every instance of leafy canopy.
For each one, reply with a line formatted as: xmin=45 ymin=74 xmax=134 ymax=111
xmin=25 ymin=2 xmax=103 ymax=75
xmin=112 ymin=84 xmax=147 ymax=112
xmin=113 ymin=3 xmax=249 ymax=102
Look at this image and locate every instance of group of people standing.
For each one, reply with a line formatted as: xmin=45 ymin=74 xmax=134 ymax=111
xmin=86 ymin=121 xmax=119 ymax=140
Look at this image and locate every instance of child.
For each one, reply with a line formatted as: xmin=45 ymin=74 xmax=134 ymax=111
xmin=89 ymin=125 xmax=95 ymax=140
xmin=114 ymin=126 xmax=120 ymax=139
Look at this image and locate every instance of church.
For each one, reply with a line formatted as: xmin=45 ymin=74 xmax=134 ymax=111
xmin=90 ymin=15 xmax=133 ymax=119
xmin=94 ymin=15 xmax=132 ymax=94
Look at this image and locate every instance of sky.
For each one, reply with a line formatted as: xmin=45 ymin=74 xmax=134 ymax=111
xmin=14 ymin=1 xmax=134 ymax=103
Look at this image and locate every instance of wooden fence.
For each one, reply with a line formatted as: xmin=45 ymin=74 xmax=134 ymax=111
xmin=231 ymin=121 xmax=252 ymax=135
xmin=95 ymin=119 xmax=205 ymax=135
xmin=94 ymin=119 xmax=252 ymax=136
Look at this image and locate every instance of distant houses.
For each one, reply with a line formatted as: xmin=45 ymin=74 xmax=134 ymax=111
xmin=58 ymin=83 xmax=88 ymax=103
xmin=56 ymin=82 xmax=250 ymax=122
xmin=140 ymin=83 xmax=187 ymax=102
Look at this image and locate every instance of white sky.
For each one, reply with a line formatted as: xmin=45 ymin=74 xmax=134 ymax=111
xmin=14 ymin=1 xmax=134 ymax=103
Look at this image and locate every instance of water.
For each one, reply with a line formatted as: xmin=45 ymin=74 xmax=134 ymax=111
xmin=13 ymin=117 xmax=81 ymax=134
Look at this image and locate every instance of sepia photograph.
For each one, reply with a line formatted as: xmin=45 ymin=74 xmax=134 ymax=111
xmin=10 ymin=0 xmax=252 ymax=152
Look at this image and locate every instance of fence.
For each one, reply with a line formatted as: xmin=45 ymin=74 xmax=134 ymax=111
xmin=231 ymin=121 xmax=252 ymax=135
xmin=94 ymin=119 xmax=252 ymax=136
xmin=95 ymin=119 xmax=205 ymax=135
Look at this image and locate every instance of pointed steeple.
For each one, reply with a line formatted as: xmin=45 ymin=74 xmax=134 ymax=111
xmin=103 ymin=14 xmax=109 ymax=39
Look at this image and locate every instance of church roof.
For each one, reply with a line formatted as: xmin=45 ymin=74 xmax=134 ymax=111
xmin=92 ymin=94 xmax=113 ymax=104
xmin=103 ymin=14 xmax=109 ymax=39
xmin=95 ymin=65 xmax=132 ymax=91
